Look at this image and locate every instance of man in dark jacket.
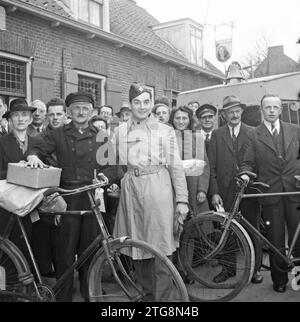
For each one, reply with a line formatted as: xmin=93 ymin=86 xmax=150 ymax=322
xmin=240 ymin=94 xmax=300 ymax=293
xmin=208 ymin=95 xmax=262 ymax=284
xmin=27 ymin=91 xmax=120 ymax=301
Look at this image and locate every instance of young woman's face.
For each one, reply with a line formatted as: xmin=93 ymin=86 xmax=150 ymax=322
xmin=173 ymin=110 xmax=190 ymax=131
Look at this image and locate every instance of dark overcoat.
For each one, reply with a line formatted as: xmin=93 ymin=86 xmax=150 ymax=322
xmin=208 ymin=122 xmax=253 ymax=210
xmin=241 ymin=121 xmax=300 ymax=205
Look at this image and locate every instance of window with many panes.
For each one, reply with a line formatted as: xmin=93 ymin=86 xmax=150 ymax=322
xmin=0 ymin=57 xmax=26 ymax=97
xmin=78 ymin=73 xmax=105 ymax=108
xmin=70 ymin=0 xmax=103 ymax=27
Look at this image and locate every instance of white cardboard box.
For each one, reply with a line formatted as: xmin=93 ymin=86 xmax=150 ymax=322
xmin=7 ymin=162 xmax=62 ymax=189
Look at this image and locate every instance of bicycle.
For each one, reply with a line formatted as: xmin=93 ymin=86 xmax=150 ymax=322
xmin=0 ymin=176 xmax=189 ymax=302
xmin=178 ymin=170 xmax=278 ymax=302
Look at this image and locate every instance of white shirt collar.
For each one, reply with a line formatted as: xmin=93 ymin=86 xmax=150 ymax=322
xmin=199 ymin=129 xmax=212 ymax=139
xmin=263 ymin=119 xmax=280 ymax=135
xmin=228 ymin=122 xmax=241 ymax=138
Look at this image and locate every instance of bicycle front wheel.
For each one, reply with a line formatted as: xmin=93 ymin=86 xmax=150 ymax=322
xmin=88 ymin=238 xmax=189 ymax=302
xmin=0 ymin=238 xmax=33 ymax=302
xmin=179 ymin=213 xmax=253 ymax=302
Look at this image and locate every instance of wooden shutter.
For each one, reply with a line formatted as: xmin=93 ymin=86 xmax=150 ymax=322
xmin=64 ymin=70 xmax=79 ymax=99
xmin=31 ymin=63 xmax=54 ymax=103
xmin=106 ymin=79 xmax=122 ymax=112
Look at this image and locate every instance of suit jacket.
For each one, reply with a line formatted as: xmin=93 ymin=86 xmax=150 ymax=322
xmin=0 ymin=132 xmax=44 ymax=179
xmin=208 ymin=122 xmax=253 ymax=209
xmin=27 ymin=124 xmax=47 ymax=137
xmin=241 ymin=121 xmax=300 ymax=205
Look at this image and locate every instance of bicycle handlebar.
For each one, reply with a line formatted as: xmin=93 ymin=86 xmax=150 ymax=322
xmin=43 ymin=181 xmax=108 ymax=198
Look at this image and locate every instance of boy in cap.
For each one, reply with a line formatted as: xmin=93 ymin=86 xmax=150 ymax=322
xmin=26 ymin=91 xmax=120 ymax=301
xmin=113 ymin=83 xmax=189 ymax=301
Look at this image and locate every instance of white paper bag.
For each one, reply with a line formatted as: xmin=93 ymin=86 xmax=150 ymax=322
xmin=0 ymin=180 xmax=47 ymax=217
xmin=182 ymin=159 xmax=206 ymax=176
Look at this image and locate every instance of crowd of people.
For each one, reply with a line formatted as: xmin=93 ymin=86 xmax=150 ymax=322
xmin=0 ymin=83 xmax=300 ymax=301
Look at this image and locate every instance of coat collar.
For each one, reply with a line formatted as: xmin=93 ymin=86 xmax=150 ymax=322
xmin=64 ymin=121 xmax=97 ymax=138
xmin=256 ymin=121 xmax=293 ymax=154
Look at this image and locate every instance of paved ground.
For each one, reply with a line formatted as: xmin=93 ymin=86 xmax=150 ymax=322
xmin=69 ymin=254 xmax=300 ymax=302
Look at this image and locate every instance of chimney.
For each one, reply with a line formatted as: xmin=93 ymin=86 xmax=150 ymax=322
xmin=268 ymin=45 xmax=284 ymax=57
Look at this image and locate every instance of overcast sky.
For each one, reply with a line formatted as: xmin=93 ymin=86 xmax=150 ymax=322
xmin=135 ymin=0 xmax=300 ymax=71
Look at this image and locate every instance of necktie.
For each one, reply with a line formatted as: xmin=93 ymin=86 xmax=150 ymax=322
xmin=271 ymin=123 xmax=278 ymax=138
xmin=37 ymin=127 xmax=41 ymax=133
xmin=231 ymin=127 xmax=236 ymax=142
xmin=205 ymin=133 xmax=210 ymax=142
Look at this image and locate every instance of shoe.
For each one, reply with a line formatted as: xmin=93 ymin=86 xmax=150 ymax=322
xmin=213 ymin=269 xmax=236 ymax=283
xmin=251 ymin=272 xmax=263 ymax=284
xmin=273 ymin=284 xmax=286 ymax=293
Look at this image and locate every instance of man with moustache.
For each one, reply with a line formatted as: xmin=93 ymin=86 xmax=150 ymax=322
xmin=208 ymin=95 xmax=263 ymax=284
xmin=26 ymin=91 xmax=120 ymax=301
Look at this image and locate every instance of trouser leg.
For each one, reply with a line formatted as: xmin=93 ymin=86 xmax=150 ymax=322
xmin=240 ymin=198 xmax=263 ymax=274
xmin=55 ymin=214 xmax=81 ymax=302
xmin=78 ymin=212 xmax=101 ymax=299
xmin=262 ymin=201 xmax=288 ymax=286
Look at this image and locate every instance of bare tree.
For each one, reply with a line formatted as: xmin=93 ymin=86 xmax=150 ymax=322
xmin=240 ymin=36 xmax=270 ymax=78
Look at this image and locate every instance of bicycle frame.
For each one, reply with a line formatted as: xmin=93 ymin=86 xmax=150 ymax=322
xmin=0 ymin=187 xmax=132 ymax=301
xmin=209 ymin=181 xmax=300 ymax=270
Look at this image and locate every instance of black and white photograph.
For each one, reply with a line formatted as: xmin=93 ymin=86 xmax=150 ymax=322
xmin=0 ymin=0 xmax=300 ymax=306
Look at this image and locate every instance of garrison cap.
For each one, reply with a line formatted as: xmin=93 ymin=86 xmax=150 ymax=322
xmin=65 ymin=91 xmax=95 ymax=108
xmin=129 ymin=83 xmax=152 ymax=102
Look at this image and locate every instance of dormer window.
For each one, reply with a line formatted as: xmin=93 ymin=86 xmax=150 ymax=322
xmin=70 ymin=0 xmax=104 ymax=28
xmin=190 ymin=25 xmax=203 ymax=66
xmin=152 ymin=18 xmax=204 ymax=67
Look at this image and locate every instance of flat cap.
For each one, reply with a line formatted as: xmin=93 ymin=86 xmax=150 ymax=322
xmin=196 ymin=104 xmax=217 ymax=119
xmin=65 ymin=91 xmax=95 ymax=107
xmin=129 ymin=83 xmax=151 ymax=102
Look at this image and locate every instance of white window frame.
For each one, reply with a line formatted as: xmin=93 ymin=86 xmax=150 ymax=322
xmin=70 ymin=0 xmax=104 ymax=27
xmin=0 ymin=51 xmax=32 ymax=103
xmin=74 ymin=69 xmax=106 ymax=107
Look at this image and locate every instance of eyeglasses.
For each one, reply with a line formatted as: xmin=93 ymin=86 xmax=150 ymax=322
xmin=100 ymin=111 xmax=112 ymax=117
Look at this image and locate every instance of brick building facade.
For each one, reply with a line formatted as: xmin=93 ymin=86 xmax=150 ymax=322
xmin=0 ymin=0 xmax=223 ymax=113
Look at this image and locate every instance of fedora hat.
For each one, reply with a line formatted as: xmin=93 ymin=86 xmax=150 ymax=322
xmin=3 ymin=99 xmax=36 ymax=119
xmin=222 ymin=95 xmax=245 ymax=110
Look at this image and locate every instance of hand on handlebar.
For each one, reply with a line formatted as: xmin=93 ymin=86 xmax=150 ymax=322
xmin=240 ymin=174 xmax=250 ymax=184
xmin=96 ymin=172 xmax=109 ymax=185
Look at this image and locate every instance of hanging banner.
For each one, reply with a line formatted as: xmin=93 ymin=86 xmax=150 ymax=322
xmin=216 ymin=38 xmax=232 ymax=63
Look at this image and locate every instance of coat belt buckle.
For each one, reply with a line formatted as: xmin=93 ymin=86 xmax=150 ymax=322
xmin=134 ymin=168 xmax=140 ymax=177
